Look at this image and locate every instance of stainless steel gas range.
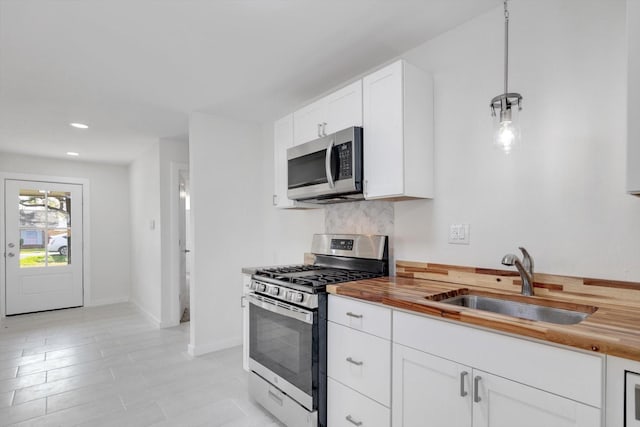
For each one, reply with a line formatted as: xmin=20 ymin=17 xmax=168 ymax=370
xmin=247 ymin=234 xmax=389 ymax=427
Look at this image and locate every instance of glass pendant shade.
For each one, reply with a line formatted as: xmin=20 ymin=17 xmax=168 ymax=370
xmin=492 ymin=96 xmax=521 ymax=153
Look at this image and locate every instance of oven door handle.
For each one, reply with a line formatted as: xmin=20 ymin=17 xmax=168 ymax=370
xmin=247 ymin=293 xmax=314 ymax=325
xmin=325 ymin=138 xmax=335 ymax=189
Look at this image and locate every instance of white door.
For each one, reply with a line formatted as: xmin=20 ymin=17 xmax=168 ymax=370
xmin=293 ymin=98 xmax=326 ymax=145
xmin=178 ymin=170 xmax=190 ymax=322
xmin=324 ymin=80 xmax=362 ymax=134
xmin=472 ymin=370 xmax=601 ymax=427
xmin=392 ymin=343 xmax=472 ymax=427
xmin=4 ymin=179 xmax=83 ymax=315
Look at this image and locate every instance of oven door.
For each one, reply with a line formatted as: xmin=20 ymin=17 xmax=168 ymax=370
xmin=287 ymin=126 xmax=362 ymax=201
xmin=248 ymin=293 xmax=317 ymax=411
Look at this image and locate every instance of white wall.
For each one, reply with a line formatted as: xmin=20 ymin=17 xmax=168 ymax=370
xmin=390 ymin=0 xmax=640 ymax=281
xmin=129 ymin=144 xmax=162 ymax=322
xmin=188 ymin=113 xmax=323 ymax=355
xmin=0 ymin=152 xmax=131 ymax=305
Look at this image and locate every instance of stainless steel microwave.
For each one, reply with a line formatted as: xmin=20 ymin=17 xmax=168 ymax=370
xmin=287 ymin=126 xmax=363 ymax=204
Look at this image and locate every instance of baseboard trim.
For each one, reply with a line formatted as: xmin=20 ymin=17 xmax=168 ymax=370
xmin=188 ymin=336 xmax=242 ymax=357
xmin=85 ymin=296 xmax=130 ymax=307
xmin=130 ymin=300 xmax=161 ymax=327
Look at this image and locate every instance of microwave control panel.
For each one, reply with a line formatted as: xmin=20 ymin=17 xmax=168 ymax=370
xmin=336 ymin=142 xmax=352 ymax=180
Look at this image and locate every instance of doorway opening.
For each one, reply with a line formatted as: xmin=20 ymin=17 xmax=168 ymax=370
xmin=178 ymin=170 xmax=190 ymax=323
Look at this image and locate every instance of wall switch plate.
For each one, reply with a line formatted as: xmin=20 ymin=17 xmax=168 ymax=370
xmin=448 ymin=223 xmax=470 ymax=245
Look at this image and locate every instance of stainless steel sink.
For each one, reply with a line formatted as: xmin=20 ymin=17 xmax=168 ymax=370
xmin=440 ymin=294 xmax=594 ymax=325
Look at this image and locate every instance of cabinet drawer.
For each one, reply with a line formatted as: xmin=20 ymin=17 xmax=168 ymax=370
xmin=328 ymin=321 xmax=391 ymax=406
xmin=328 ymin=377 xmax=390 ymax=427
xmin=329 ymin=294 xmax=391 ymax=339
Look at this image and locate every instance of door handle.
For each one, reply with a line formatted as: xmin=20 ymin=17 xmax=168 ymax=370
xmin=325 ymin=138 xmax=335 ymax=189
xmin=460 ymin=371 xmax=469 ymax=397
xmin=7 ymin=243 xmax=15 ymax=248
xmin=322 ymin=122 xmax=327 ymax=136
xmin=474 ymin=375 xmax=482 ymax=403
xmin=7 ymin=252 xmax=15 ymax=258
xmin=183 ymin=249 xmax=191 ymax=253
xmin=317 ymin=123 xmax=322 ymax=138
xmin=346 ymin=312 xmax=363 ymax=319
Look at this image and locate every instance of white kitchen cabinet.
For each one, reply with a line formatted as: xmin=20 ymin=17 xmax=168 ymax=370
xmin=327 ymin=295 xmax=392 ymax=425
xmin=328 ymin=377 xmax=390 ymax=427
xmin=293 ymin=80 xmax=362 ymax=145
xmin=628 ymin=0 xmax=640 ymax=194
xmin=392 ymin=310 xmax=603 ymax=427
xmin=241 ymin=273 xmax=251 ymax=372
xmin=473 ymin=370 xmax=600 ymax=427
xmin=272 ymin=114 xmax=317 ymax=209
xmin=362 ymin=60 xmax=433 ymax=200
xmin=392 ymin=343 xmax=472 ymax=427
xmin=327 ymin=321 xmax=391 ymax=406
xmin=273 ymin=114 xmax=296 ymax=208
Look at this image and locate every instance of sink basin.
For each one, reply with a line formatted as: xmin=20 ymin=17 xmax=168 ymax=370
xmin=440 ymin=294 xmax=595 ymax=325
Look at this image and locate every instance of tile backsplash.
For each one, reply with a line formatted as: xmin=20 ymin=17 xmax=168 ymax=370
xmin=324 ymin=200 xmax=394 ymax=237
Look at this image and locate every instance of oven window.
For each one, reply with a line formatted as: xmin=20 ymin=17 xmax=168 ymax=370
xmin=249 ymin=302 xmax=314 ymax=395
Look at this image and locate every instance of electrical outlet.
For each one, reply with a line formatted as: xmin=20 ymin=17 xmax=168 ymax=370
xmin=448 ymin=224 xmax=470 ymax=245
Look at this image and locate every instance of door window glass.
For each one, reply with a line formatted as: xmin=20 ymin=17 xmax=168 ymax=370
xmin=18 ymin=189 xmax=71 ymax=268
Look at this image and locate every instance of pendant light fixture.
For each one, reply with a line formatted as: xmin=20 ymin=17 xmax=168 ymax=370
xmin=490 ymin=0 xmax=522 ymax=153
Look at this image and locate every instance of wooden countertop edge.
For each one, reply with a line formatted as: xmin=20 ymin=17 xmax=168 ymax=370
xmin=326 ymin=280 xmax=640 ymax=362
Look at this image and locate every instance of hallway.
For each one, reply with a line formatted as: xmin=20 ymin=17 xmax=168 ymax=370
xmin=0 ymin=303 xmax=280 ymax=426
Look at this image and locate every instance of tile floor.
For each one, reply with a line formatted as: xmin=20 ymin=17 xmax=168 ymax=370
xmin=0 ymin=303 xmax=283 ymax=426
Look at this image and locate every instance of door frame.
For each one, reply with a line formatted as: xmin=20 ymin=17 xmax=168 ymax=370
xmin=163 ymin=161 xmax=189 ymax=327
xmin=0 ymin=172 xmax=91 ymax=318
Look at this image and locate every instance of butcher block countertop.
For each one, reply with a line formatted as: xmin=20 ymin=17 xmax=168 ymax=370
xmin=326 ymin=261 xmax=640 ymax=362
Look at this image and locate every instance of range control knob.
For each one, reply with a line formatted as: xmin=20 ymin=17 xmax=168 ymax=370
xmin=257 ymin=283 xmax=267 ymax=293
xmin=288 ymin=292 xmax=303 ymax=303
xmin=269 ymin=287 xmax=280 ymax=296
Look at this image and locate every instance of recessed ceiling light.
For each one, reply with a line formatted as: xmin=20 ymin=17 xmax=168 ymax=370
xmin=70 ymin=123 xmax=89 ymax=129
xmin=66 ymin=152 xmax=79 ymax=156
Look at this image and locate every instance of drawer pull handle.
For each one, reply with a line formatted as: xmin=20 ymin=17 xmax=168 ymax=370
xmin=268 ymin=390 xmax=284 ymax=406
xmin=474 ymin=376 xmax=482 ymax=403
xmin=346 ymin=357 xmax=363 ymax=366
xmin=460 ymin=371 xmax=468 ymax=397
xmin=346 ymin=415 xmax=363 ymax=426
xmin=346 ymin=312 xmax=363 ymax=319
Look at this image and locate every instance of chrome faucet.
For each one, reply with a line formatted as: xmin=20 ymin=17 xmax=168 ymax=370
xmin=501 ymin=247 xmax=534 ymax=296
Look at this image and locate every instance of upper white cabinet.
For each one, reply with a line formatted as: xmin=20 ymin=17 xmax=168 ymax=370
xmin=273 ymin=114 xmax=297 ymax=208
xmin=363 ymin=60 xmax=434 ymax=200
xmin=293 ymin=80 xmax=363 ymax=146
xmin=628 ymin=0 xmax=640 ymax=194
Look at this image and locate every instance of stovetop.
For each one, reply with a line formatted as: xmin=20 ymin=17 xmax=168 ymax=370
xmin=253 ymin=265 xmax=382 ymax=289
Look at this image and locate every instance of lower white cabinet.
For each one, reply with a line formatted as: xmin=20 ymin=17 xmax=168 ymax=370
xmin=392 ymin=343 xmax=471 ymax=427
xmin=393 ymin=342 xmax=600 ymax=427
xmin=328 ymin=378 xmax=390 ymax=427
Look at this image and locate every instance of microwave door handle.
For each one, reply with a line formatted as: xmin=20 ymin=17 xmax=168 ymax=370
xmin=325 ymin=138 xmax=335 ymax=189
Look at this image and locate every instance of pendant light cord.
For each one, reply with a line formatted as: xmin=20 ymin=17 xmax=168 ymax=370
xmin=504 ymin=0 xmax=509 ymax=95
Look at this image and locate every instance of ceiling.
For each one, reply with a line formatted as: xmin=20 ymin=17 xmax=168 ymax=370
xmin=0 ymin=0 xmax=501 ymax=165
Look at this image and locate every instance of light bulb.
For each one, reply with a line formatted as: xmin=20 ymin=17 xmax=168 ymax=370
xmin=493 ymin=104 xmax=520 ymax=153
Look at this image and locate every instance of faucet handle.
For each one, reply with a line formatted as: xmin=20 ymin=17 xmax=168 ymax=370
xmin=518 ymin=247 xmax=534 ymax=275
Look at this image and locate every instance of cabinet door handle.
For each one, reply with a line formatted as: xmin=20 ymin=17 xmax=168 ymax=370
xmin=268 ymin=389 xmax=284 ymax=406
xmin=460 ymin=371 xmax=468 ymax=397
xmin=272 ymin=194 xmax=278 ymax=206
xmin=346 ymin=312 xmax=363 ymax=319
xmin=474 ymin=375 xmax=482 ymax=403
xmin=322 ymin=122 xmax=327 ymax=136
xmin=345 ymin=415 xmax=363 ymax=426
xmin=240 ymin=296 xmax=246 ymax=308
xmin=346 ymin=357 xmax=364 ymax=366
xmin=317 ymin=123 xmax=322 ymax=137
xmin=364 ymin=179 xmax=368 ymax=198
